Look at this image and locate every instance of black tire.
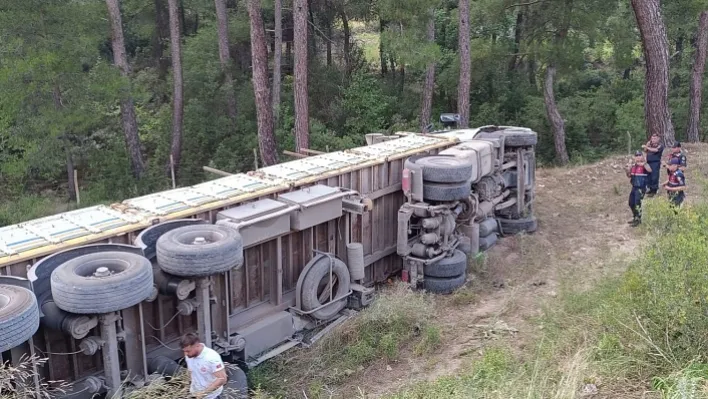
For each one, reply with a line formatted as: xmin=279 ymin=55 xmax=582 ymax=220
xmin=478 ymin=218 xmax=498 ymax=237
xmin=0 ymin=285 xmax=40 ymax=352
xmin=301 ymin=255 xmax=351 ymax=320
xmin=424 ymin=274 xmax=466 ymax=295
xmin=500 ymin=129 xmax=538 ymax=147
xmin=424 ymin=250 xmax=467 ymax=278
xmin=499 ymin=217 xmax=538 ymax=235
xmin=157 ymin=225 xmax=244 ymax=277
xmin=476 ymin=176 xmax=502 ymax=202
xmin=423 ymin=181 xmax=471 ymax=202
xmin=224 ymin=366 xmax=249 ymax=398
xmin=412 ymin=155 xmax=474 ymax=183
xmin=479 ymin=234 xmax=498 ymax=251
xmin=51 ymin=252 xmax=154 ymax=314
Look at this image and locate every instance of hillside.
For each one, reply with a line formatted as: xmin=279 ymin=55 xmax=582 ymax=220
xmin=249 ymin=143 xmax=708 ymax=399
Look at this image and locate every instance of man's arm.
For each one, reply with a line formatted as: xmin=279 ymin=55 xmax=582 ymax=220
xmin=643 ymin=163 xmax=652 ymax=173
xmin=193 ymin=364 xmax=227 ymax=398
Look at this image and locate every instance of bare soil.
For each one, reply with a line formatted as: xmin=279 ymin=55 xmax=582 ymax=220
xmin=275 ymin=144 xmax=708 ymax=398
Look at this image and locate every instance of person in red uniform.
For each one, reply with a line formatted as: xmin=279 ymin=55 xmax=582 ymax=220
xmin=664 ymin=141 xmax=687 ymax=175
xmin=626 ymin=151 xmax=652 ymax=227
xmin=663 ymin=158 xmax=686 ymax=209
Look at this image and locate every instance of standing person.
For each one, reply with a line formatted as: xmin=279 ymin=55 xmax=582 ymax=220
xmin=664 ymin=158 xmax=687 ymax=209
xmin=666 ymin=141 xmax=687 ymax=173
xmin=626 ymin=151 xmax=652 ymax=227
xmin=642 ymin=133 xmax=664 ymax=196
xmin=181 ymin=333 xmax=228 ymax=399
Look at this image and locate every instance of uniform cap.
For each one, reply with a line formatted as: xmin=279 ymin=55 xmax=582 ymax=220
xmin=673 ymin=141 xmax=681 ymax=148
xmin=634 ymin=150 xmax=643 ymax=156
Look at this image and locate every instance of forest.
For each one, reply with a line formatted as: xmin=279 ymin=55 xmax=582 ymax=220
xmin=0 ymin=0 xmax=705 ymax=219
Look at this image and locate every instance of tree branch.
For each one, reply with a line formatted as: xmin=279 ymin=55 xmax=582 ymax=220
xmin=505 ymin=0 xmax=548 ymax=9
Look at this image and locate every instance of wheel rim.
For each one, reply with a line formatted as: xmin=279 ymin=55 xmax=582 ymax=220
xmin=175 ymin=229 xmax=225 ymax=246
xmin=75 ymin=258 xmax=129 ymax=278
xmin=417 ymin=156 xmax=461 ymax=168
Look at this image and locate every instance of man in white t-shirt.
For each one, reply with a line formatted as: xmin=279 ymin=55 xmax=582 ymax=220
xmin=181 ymin=333 xmax=228 ymax=399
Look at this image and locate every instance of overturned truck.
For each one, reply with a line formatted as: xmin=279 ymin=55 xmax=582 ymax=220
xmin=0 ymin=125 xmax=536 ymax=397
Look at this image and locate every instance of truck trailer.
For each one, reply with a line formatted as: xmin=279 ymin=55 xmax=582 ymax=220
xmin=0 ymin=124 xmax=537 ymax=397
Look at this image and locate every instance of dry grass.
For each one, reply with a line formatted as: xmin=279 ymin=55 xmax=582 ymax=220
xmin=0 ymin=355 xmax=69 ymax=399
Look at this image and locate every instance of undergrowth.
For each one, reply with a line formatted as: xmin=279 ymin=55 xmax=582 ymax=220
xmin=249 ymin=283 xmax=440 ymax=397
xmin=383 ymin=199 xmax=708 ymax=398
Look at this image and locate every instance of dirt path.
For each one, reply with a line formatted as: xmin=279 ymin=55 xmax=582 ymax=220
xmin=335 ymin=144 xmax=708 ymax=398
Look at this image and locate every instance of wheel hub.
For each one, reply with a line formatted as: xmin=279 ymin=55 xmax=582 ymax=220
xmin=193 ymin=236 xmax=207 ymax=245
xmin=94 ymin=267 xmax=111 ymax=278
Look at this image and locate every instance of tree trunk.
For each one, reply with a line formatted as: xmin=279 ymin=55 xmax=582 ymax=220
xmin=341 ymin=10 xmax=351 ymax=75
xmin=272 ymin=0 xmax=282 ymax=125
xmin=248 ymin=0 xmax=279 ymax=166
xmin=508 ymin=11 xmax=523 ymax=72
xmin=380 ymin=19 xmax=388 ymax=75
xmin=543 ymin=65 xmax=569 ymax=165
xmin=293 ymin=0 xmax=309 ymax=152
xmin=215 ymin=0 xmax=238 ymax=124
xmin=457 ymin=0 xmax=471 ymax=127
xmin=153 ymin=0 xmax=170 ymax=79
xmin=308 ymin=4 xmax=317 ymax=58
xmin=53 ymin=85 xmax=77 ymax=201
xmin=630 ymin=0 xmax=676 ymax=145
xmin=687 ymin=11 xmax=708 ymax=143
xmin=105 ymin=0 xmax=146 ymax=179
xmin=167 ymin=0 xmax=184 ymax=176
xmin=420 ymin=11 xmax=436 ymax=132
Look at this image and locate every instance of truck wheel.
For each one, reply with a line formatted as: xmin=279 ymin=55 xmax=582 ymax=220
xmin=499 ymin=216 xmax=538 ymax=236
xmin=500 ymin=129 xmax=538 ymax=147
xmin=479 ymin=233 xmax=498 ymax=251
xmin=225 ymin=366 xmax=249 ymax=398
xmin=410 ymin=155 xmax=474 ymax=183
xmin=423 ymin=181 xmax=471 ymax=202
xmin=157 ymin=225 xmax=244 ymax=277
xmin=424 ymin=250 xmax=467 ymax=278
xmin=0 ymin=285 xmax=40 ymax=352
xmin=424 ymin=274 xmax=466 ymax=295
xmin=478 ymin=218 xmax=498 ymax=237
xmin=300 ymin=256 xmax=351 ymax=321
xmin=51 ymin=252 xmax=154 ymax=314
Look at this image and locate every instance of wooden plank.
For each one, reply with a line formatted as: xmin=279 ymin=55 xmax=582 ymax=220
xmin=283 ymin=150 xmax=308 ymax=158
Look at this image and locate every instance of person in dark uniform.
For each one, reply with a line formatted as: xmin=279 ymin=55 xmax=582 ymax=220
xmin=665 ymin=141 xmax=687 ymax=174
xmin=626 ymin=151 xmax=652 ymax=227
xmin=663 ymin=158 xmax=687 ymax=209
xmin=642 ymin=133 xmax=664 ymax=197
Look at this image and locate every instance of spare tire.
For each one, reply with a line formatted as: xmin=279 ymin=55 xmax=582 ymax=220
xmin=424 ymin=250 xmax=467 ymax=278
xmin=300 ymin=255 xmax=351 ymax=320
xmin=500 ymin=129 xmax=538 ymax=147
xmin=410 ymin=156 xmax=474 ymax=183
xmin=157 ymin=225 xmax=244 ymax=277
xmin=499 ymin=217 xmax=538 ymax=235
xmin=423 ymin=181 xmax=471 ymax=202
xmin=51 ymin=252 xmax=154 ymax=314
xmin=424 ymin=274 xmax=466 ymax=295
xmin=0 ymin=285 xmax=40 ymax=352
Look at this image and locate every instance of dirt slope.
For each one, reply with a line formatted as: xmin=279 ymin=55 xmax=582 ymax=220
xmin=331 ymin=144 xmax=708 ymax=398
